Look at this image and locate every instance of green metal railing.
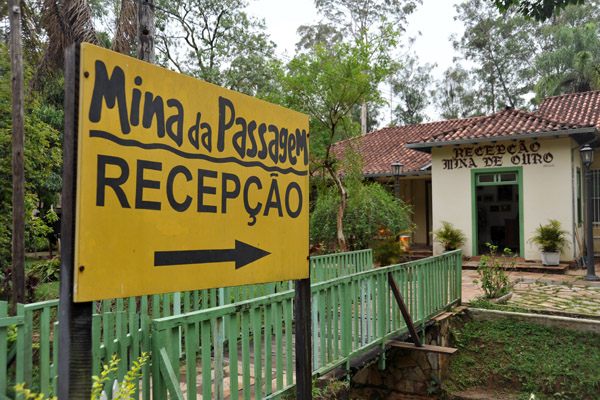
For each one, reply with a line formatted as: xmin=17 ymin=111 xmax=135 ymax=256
xmin=310 ymin=249 xmax=373 ymax=282
xmin=152 ymin=250 xmax=462 ymax=399
xmin=0 ymin=249 xmax=375 ymax=399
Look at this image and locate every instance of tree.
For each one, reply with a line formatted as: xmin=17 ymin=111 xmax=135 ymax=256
xmin=154 ymin=0 xmax=283 ymax=98
xmin=285 ymin=39 xmax=395 ymax=251
xmin=453 ymin=0 xmax=537 ymax=113
xmin=492 ymin=0 xmax=586 ymax=21
xmin=390 ymin=55 xmax=435 ymax=125
xmin=433 ymin=64 xmax=482 ymax=119
xmin=296 ymin=0 xmax=418 ymax=130
xmin=0 ymin=44 xmax=62 ymax=294
xmin=534 ymin=21 xmax=600 ymax=100
xmin=38 ymin=0 xmax=98 ymax=73
xmin=311 ymin=0 xmax=420 ymax=45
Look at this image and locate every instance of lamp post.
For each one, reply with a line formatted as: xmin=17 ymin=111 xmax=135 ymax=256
xmin=581 ymin=144 xmax=599 ymax=281
xmin=392 ymin=160 xmax=403 ymax=201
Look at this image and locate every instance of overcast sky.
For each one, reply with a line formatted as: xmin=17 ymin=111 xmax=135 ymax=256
xmin=245 ymin=0 xmax=465 ymax=122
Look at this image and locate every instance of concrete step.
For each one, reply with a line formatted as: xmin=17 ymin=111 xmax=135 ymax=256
xmin=462 ymin=260 xmax=569 ymax=274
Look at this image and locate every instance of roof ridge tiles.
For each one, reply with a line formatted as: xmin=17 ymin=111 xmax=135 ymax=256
xmin=538 ymin=89 xmax=600 ymax=103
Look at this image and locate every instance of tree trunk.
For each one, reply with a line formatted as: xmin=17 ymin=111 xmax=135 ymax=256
xmin=138 ymin=0 xmax=155 ymax=63
xmin=327 ymin=167 xmax=347 ymax=252
xmin=9 ymin=0 xmax=26 ymax=313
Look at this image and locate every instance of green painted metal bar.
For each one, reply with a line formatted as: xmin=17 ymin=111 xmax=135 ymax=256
xmin=184 ymin=320 xmax=198 ymax=400
xmin=141 ymin=296 xmax=151 ymax=400
xmin=251 ymin=307 xmax=263 ymax=400
xmin=228 ymin=313 xmax=239 ymax=399
xmin=332 ymin=285 xmax=339 ymax=362
xmin=15 ymin=304 xmax=24 ymax=396
xmin=284 ymin=298 xmax=293 ymax=386
xmin=23 ymin=307 xmax=32 ymax=388
xmin=311 ymin=290 xmax=319 ymax=370
xmin=318 ymin=287 xmax=326 ymax=368
xmin=265 ymin=304 xmax=273 ymax=396
xmin=241 ymin=311 xmax=251 ymax=400
xmin=201 ymin=319 xmax=211 ymax=399
xmin=214 ymin=316 xmax=224 ymax=399
xmin=275 ymin=302 xmax=284 ymax=391
xmin=52 ymin=321 xmax=58 ymax=398
xmin=158 ymin=347 xmax=184 ymax=400
xmin=39 ymin=306 xmax=50 ymax=396
xmin=116 ymin=310 xmax=127 ymax=380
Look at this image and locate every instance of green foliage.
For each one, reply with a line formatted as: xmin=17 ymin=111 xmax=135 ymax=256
xmin=528 ymin=219 xmax=569 ymax=253
xmin=534 ymin=22 xmax=600 ymax=100
xmin=28 ymin=258 xmax=60 ymax=284
xmin=493 ymin=0 xmax=586 ymax=21
xmin=473 ymin=243 xmax=514 ymax=299
xmin=15 ymin=353 xmax=148 ymax=400
xmin=453 ymin=0 xmax=537 ymax=113
xmin=441 ymin=0 xmax=600 ymax=118
xmin=91 ymin=353 xmax=149 ymax=400
xmin=285 ymin=38 xmax=397 ymax=170
xmin=447 ymin=319 xmax=600 ymax=398
xmin=434 ymin=65 xmax=483 ymax=119
xmin=0 ymin=43 xmax=62 ymax=270
xmin=432 ymin=221 xmax=466 ymax=251
xmin=310 ymin=182 xmax=413 ymax=252
xmin=390 ymin=55 xmax=434 ymax=125
xmin=372 ymin=236 xmax=403 ymax=266
xmin=155 ymin=0 xmax=282 ymax=99
xmin=286 ymin=37 xmax=398 ymax=250
xmin=13 ymin=382 xmax=56 ymax=400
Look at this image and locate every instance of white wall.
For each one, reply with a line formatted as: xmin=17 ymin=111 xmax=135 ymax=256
xmin=431 ymin=137 xmax=576 ymax=261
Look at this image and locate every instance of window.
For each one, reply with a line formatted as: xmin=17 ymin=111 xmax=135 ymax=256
xmin=477 ymin=172 xmax=518 ymax=186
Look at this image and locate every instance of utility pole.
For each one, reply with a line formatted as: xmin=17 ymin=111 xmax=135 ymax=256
xmin=361 ymin=102 xmax=367 ymax=134
xmin=9 ymin=0 xmax=25 ymax=313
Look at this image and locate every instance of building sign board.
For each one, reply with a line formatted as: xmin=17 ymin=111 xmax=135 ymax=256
xmin=441 ymin=140 xmax=554 ymax=170
xmin=74 ymin=43 xmax=309 ymax=301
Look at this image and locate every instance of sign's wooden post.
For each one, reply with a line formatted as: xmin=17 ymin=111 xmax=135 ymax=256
xmin=57 ymin=43 xmax=93 ymax=400
xmin=295 ymin=277 xmax=312 ymax=400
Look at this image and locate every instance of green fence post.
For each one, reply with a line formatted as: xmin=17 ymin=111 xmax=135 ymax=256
xmin=16 ymin=303 xmax=25 ymax=395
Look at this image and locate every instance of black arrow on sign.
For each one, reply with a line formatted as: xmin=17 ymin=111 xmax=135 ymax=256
xmin=154 ymin=240 xmax=270 ymax=270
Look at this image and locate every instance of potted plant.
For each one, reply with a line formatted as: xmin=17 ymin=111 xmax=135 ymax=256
xmin=528 ymin=219 xmax=569 ymax=266
xmin=432 ymin=221 xmax=466 ymax=251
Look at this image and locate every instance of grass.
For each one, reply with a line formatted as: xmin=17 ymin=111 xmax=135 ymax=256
xmin=446 ymin=319 xmax=600 ymax=399
xmin=35 ymin=281 xmax=60 ymax=301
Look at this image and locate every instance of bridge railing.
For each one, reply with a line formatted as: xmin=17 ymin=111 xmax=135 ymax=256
xmin=0 ymin=249 xmax=374 ymax=399
xmin=311 ymin=250 xmax=462 ymax=375
xmin=152 ymin=250 xmax=462 ymax=399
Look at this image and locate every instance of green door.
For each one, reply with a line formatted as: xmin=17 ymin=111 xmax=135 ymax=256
xmin=471 ymin=167 xmax=524 ymax=257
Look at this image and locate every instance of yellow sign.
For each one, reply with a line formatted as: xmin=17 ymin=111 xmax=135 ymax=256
xmin=74 ymin=43 xmax=309 ymax=302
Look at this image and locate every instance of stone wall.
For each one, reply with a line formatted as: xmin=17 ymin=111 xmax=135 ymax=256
xmin=350 ymin=311 xmax=462 ymax=398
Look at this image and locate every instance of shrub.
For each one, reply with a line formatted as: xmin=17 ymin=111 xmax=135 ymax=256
xmin=432 ymin=221 xmax=466 ymax=251
xmin=310 ymin=181 xmax=414 ymax=251
xmin=528 ymin=219 xmax=569 ymax=253
xmin=473 ymin=243 xmax=515 ymax=299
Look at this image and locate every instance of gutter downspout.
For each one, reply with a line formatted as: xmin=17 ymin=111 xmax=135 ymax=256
xmin=572 ymin=142 xmax=580 ymax=262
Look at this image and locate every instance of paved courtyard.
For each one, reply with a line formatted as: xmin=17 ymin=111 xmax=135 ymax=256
xmin=462 ymin=262 xmax=600 ymax=317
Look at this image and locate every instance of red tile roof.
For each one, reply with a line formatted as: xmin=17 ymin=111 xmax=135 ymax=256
xmin=416 ymin=107 xmax=587 ymax=145
xmin=537 ymin=91 xmax=600 ymax=128
xmin=333 ymin=90 xmax=600 ymax=175
xmin=332 ymin=118 xmax=479 ymax=175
